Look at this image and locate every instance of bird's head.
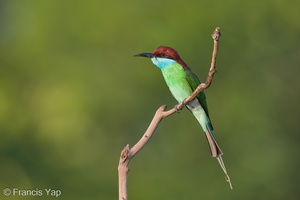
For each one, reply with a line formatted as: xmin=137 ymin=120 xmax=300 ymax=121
xmin=134 ymin=46 xmax=189 ymax=69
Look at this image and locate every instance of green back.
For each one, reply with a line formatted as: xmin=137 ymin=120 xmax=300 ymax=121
xmin=185 ymin=69 xmax=212 ymax=122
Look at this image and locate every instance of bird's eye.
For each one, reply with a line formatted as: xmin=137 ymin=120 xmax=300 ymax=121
xmin=161 ymin=53 xmax=166 ymax=57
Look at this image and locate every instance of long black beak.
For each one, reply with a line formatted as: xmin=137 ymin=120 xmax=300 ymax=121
xmin=133 ymin=53 xmax=154 ymax=58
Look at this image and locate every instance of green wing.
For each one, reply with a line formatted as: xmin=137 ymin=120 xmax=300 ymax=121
xmin=185 ymin=69 xmax=212 ymax=123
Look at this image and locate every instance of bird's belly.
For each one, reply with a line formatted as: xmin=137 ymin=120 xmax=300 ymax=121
xmin=169 ymin=83 xmax=192 ymax=103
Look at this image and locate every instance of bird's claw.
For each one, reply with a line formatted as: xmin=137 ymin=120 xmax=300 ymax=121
xmin=174 ymin=104 xmax=180 ymax=113
xmin=174 ymin=99 xmax=187 ymax=113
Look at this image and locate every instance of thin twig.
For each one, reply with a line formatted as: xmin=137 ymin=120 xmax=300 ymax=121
xmin=118 ymin=27 xmax=222 ymax=200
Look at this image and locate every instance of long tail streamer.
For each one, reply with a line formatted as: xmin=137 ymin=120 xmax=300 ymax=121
xmin=216 ymin=155 xmax=233 ymax=189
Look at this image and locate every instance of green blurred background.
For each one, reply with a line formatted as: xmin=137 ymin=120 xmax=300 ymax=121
xmin=0 ymin=0 xmax=299 ymax=199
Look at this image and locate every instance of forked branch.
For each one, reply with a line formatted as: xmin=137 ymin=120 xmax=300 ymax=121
xmin=118 ymin=27 xmax=222 ymax=200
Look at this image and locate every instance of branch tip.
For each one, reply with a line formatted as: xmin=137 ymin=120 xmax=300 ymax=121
xmin=211 ymin=27 xmax=221 ymax=40
xmin=159 ymin=105 xmax=168 ymax=111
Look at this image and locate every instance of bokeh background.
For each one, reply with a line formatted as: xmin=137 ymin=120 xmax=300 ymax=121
xmin=0 ymin=0 xmax=299 ymax=199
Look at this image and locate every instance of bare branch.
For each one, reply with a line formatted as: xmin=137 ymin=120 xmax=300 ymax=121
xmin=118 ymin=27 xmax=222 ymax=200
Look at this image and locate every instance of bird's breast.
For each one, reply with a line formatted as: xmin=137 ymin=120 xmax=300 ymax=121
xmin=161 ymin=65 xmax=193 ymax=102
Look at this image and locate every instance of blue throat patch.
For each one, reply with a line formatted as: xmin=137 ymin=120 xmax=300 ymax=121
xmin=151 ymin=57 xmax=176 ymax=69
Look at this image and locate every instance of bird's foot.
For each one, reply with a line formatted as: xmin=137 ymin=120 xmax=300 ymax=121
xmin=174 ymin=99 xmax=186 ymax=113
xmin=174 ymin=104 xmax=181 ymax=113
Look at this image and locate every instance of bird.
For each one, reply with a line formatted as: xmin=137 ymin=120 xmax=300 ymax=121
xmin=134 ymin=46 xmax=232 ymax=189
